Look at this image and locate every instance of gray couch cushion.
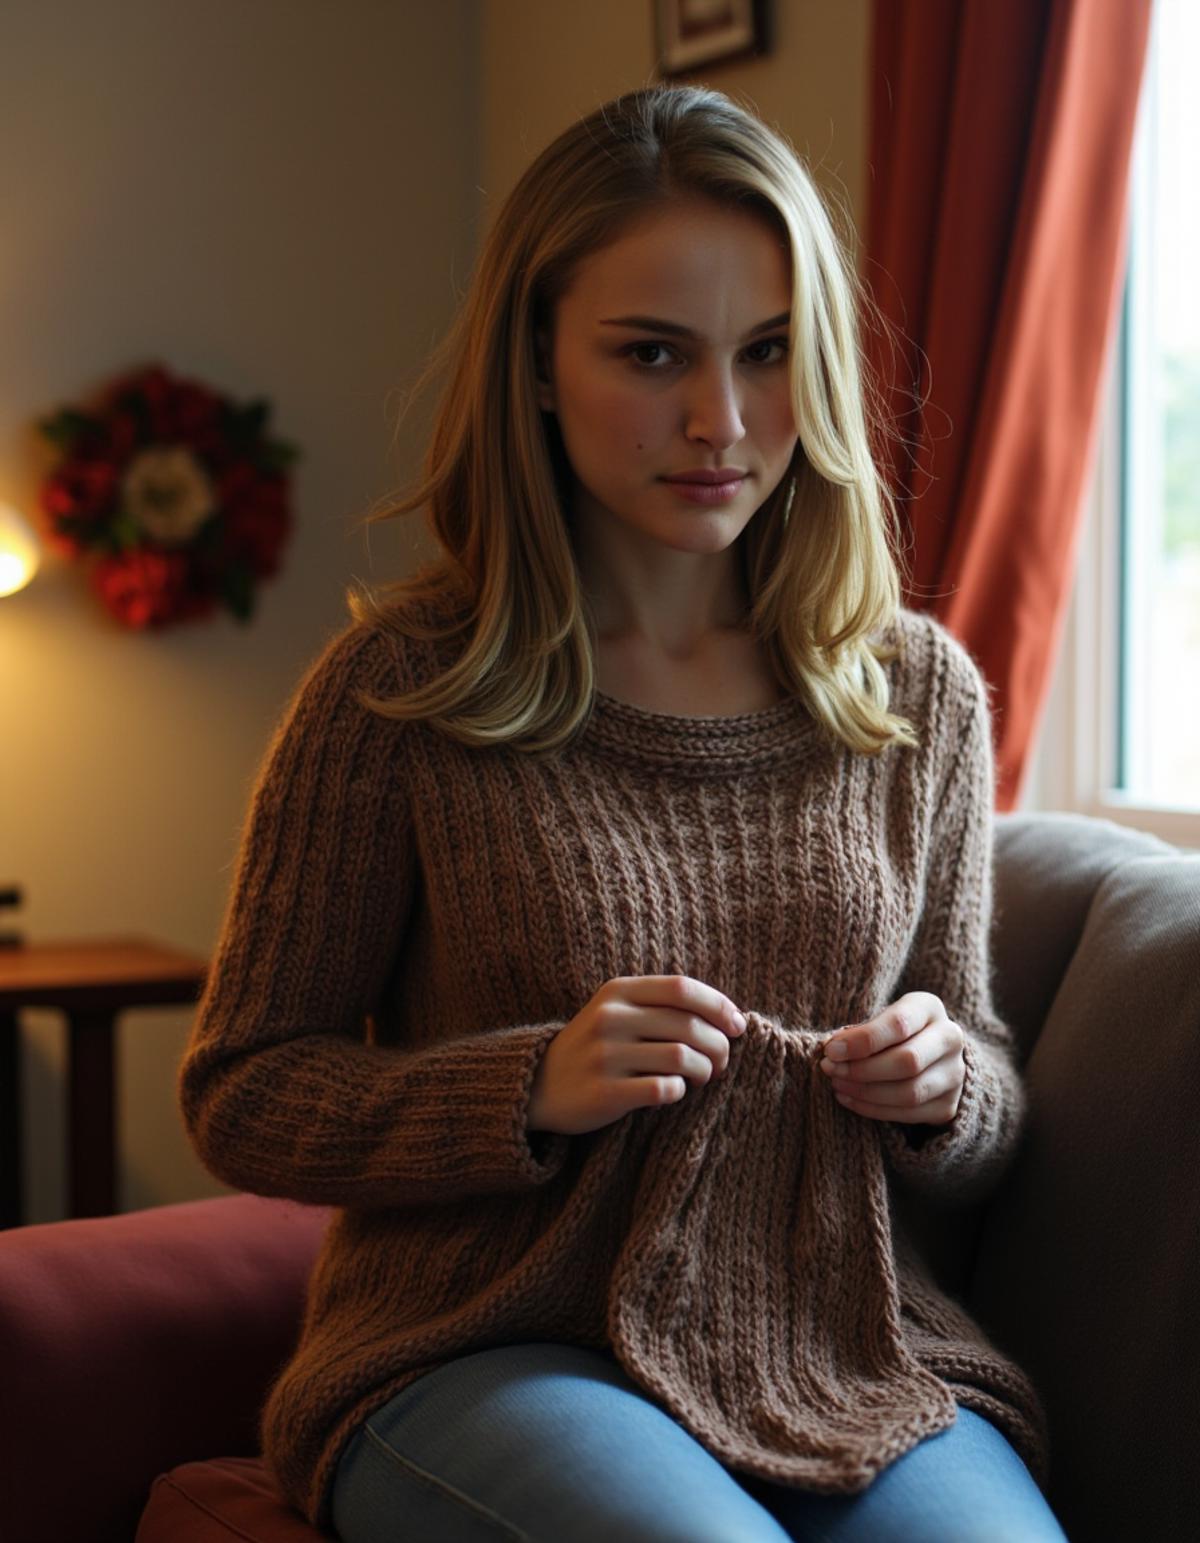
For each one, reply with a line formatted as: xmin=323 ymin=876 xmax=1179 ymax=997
xmin=991 ymin=811 xmax=1180 ymax=1056
xmin=892 ymin=813 xmax=1178 ymax=1298
xmin=972 ymin=834 xmax=1200 ymax=1543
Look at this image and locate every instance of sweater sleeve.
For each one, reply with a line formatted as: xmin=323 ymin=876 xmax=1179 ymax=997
xmin=877 ymin=628 xmax=1029 ymax=1208
xmin=177 ymin=622 xmax=572 ymax=1208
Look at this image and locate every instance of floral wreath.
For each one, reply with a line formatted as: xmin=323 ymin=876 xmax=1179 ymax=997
xmin=36 ymin=363 xmax=300 ymax=629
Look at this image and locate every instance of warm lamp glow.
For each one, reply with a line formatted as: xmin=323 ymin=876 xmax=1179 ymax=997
xmin=0 ymin=502 xmax=40 ymax=597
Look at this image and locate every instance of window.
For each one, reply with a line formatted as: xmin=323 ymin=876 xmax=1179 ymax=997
xmin=1025 ymin=0 xmax=1200 ymax=850
xmin=1120 ymin=0 xmax=1200 ymax=811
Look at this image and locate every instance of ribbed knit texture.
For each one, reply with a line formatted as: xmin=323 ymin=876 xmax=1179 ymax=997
xmin=178 ymin=596 xmax=1050 ymax=1532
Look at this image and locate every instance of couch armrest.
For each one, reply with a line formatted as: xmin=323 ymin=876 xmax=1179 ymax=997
xmin=0 ymin=1193 xmax=330 ymax=1543
xmin=889 ymin=812 xmax=1178 ymax=1305
xmin=972 ymin=844 xmax=1200 ymax=1543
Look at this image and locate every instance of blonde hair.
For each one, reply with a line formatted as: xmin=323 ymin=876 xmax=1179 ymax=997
xmin=347 ymin=83 xmax=919 ymax=758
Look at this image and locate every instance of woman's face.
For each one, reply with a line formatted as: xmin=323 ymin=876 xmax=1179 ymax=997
xmin=535 ymin=195 xmax=798 ymax=559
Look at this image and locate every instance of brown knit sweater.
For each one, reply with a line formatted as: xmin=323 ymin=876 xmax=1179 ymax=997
xmin=178 ymin=596 xmax=1050 ymax=1532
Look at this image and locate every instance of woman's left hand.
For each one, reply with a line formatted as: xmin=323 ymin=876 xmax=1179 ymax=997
xmin=819 ymin=991 xmax=965 ymax=1127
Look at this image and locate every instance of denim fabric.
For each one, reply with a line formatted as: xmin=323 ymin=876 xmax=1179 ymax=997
xmin=330 ymin=1341 xmax=1069 ymax=1542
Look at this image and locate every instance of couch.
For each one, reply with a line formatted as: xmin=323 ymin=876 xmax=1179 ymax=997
xmin=0 ymin=811 xmax=1195 ymax=1543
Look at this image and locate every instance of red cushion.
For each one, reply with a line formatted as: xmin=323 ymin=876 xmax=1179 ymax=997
xmin=0 ymin=1195 xmax=330 ymax=1543
xmin=136 ymin=1456 xmax=334 ymax=1541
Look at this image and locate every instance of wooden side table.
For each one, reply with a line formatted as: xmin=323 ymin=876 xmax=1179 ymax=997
xmin=0 ymin=936 xmax=208 ymax=1228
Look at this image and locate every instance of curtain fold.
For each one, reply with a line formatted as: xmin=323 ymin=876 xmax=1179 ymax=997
xmin=864 ymin=0 xmax=1154 ymax=809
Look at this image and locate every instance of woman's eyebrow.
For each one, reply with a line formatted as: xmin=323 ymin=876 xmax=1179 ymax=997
xmin=597 ymin=311 xmax=791 ymax=340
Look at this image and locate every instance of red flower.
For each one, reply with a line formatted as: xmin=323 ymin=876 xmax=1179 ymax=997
xmin=215 ymin=466 xmax=292 ymax=577
xmin=91 ymin=549 xmax=178 ymax=629
xmin=173 ymin=382 xmax=223 ymax=444
xmin=105 ymin=410 xmax=142 ymax=461
xmin=219 ymin=459 xmax=268 ymax=502
xmin=226 ymin=499 xmax=292 ymax=578
xmin=101 ymin=365 xmax=213 ymax=443
xmin=40 ymin=459 xmax=119 ymax=518
xmin=126 ymin=366 xmax=176 ymax=440
xmin=91 ymin=548 xmax=217 ymax=630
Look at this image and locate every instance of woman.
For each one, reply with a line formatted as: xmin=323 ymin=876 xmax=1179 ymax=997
xmin=178 ymin=85 xmax=1069 ymax=1542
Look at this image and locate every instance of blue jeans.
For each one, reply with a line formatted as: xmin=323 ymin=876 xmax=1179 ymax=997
xmin=330 ymin=1341 xmax=1069 ymax=1542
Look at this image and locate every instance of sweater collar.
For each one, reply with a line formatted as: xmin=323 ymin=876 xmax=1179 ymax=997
xmin=581 ymin=689 xmax=832 ymax=777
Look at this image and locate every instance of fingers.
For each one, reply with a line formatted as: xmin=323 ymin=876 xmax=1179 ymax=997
xmin=621 ymin=974 xmax=747 ymax=1037
xmin=820 ymin=1032 xmax=933 ymax=1084
xmin=592 ymin=977 xmax=748 ymax=1103
xmin=824 ymin=1047 xmax=963 ymax=1110
xmin=832 ymin=1077 xmax=962 ymax=1125
xmin=608 ymin=1004 xmax=742 ymax=1085
xmin=824 ymin=991 xmax=943 ymax=1064
xmin=819 ymin=993 xmax=963 ymax=1125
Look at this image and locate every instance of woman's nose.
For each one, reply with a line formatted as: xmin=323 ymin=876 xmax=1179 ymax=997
xmin=684 ymin=361 xmax=745 ymax=448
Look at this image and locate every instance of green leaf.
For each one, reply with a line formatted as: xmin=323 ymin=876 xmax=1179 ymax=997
xmin=224 ymin=401 xmax=270 ymax=455
xmin=258 ymin=439 xmax=301 ymax=472
xmin=109 ymin=509 xmax=143 ymax=552
xmin=37 ymin=409 xmax=104 ymax=451
xmin=58 ymin=516 xmax=107 ymax=551
xmin=238 ymin=400 xmax=270 ymax=438
xmin=192 ymin=513 xmax=225 ymax=552
xmin=122 ymin=393 xmax=154 ymax=441
xmin=226 ymin=401 xmax=268 ymax=450
xmin=220 ymin=559 xmax=255 ymax=621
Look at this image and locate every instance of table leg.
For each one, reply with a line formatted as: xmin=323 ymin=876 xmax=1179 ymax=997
xmin=0 ymin=1009 xmax=22 ymax=1228
xmin=67 ymin=1009 xmax=117 ymax=1218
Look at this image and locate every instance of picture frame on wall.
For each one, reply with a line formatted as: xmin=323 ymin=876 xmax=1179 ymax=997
xmin=654 ymin=0 xmax=772 ymax=78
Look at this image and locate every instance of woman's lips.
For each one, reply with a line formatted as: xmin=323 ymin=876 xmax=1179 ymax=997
xmin=660 ymin=476 xmax=746 ymax=504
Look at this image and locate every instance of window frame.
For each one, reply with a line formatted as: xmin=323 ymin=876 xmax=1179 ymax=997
xmin=1023 ymin=273 xmax=1200 ymax=851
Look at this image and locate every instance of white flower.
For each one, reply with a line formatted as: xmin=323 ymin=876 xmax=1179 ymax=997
xmin=122 ymin=445 xmax=216 ymax=546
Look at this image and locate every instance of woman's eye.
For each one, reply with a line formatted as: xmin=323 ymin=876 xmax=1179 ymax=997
xmin=623 ymin=337 xmax=789 ymax=370
xmin=746 ymin=335 xmax=790 ymax=364
xmin=627 ymin=342 xmax=677 ymax=368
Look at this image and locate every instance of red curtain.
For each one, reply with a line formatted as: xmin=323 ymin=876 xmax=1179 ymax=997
xmin=865 ymin=0 xmax=1154 ymax=810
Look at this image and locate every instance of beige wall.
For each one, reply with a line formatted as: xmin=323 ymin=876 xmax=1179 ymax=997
xmin=2 ymin=0 xmax=872 ymax=1221
xmin=0 ymin=0 xmax=479 ymax=1221
xmin=481 ymin=0 xmax=871 ymax=262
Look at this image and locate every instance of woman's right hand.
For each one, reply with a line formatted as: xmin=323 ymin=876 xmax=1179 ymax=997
xmin=526 ymin=975 xmax=748 ymax=1137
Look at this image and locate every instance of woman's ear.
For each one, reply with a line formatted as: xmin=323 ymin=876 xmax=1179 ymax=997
xmin=534 ymin=327 xmax=555 ymax=413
